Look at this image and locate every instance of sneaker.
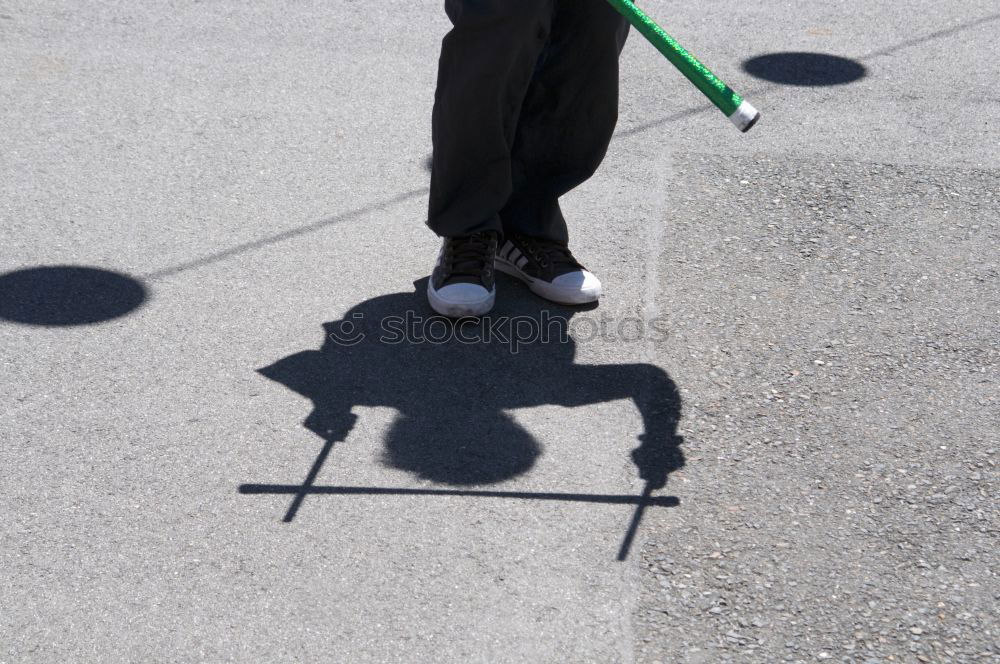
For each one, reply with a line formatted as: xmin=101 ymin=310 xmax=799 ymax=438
xmin=427 ymin=231 xmax=498 ymax=317
xmin=496 ymin=233 xmax=601 ymax=304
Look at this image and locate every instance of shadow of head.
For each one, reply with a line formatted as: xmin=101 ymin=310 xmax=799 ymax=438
xmin=742 ymin=52 xmax=867 ymax=86
xmin=258 ymin=279 xmax=684 ymax=488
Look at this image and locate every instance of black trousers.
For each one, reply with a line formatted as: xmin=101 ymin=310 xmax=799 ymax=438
xmin=427 ymin=0 xmax=629 ymax=244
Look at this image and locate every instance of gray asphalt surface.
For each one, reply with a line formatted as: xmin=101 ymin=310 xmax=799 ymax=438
xmin=2 ymin=1 xmax=997 ymax=662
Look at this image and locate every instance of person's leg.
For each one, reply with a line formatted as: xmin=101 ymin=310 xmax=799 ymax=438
xmin=427 ymin=0 xmax=556 ymax=238
xmin=499 ymin=0 xmax=629 ymax=245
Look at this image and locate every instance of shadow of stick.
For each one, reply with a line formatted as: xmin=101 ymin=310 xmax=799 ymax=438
xmin=282 ymin=439 xmax=335 ymax=522
xmin=246 ymin=445 xmax=677 ymax=561
xmin=617 ymin=481 xmax=654 ymax=561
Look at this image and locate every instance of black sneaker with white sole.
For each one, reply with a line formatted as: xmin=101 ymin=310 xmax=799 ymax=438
xmin=496 ymin=233 xmax=602 ymax=304
xmin=427 ymin=231 xmax=498 ymax=317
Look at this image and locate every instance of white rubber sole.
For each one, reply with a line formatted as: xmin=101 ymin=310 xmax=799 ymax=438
xmin=427 ymin=281 xmax=495 ymax=318
xmin=496 ymin=257 xmax=601 ymax=305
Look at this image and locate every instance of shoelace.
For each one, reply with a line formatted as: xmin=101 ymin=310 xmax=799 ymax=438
xmin=514 ymin=234 xmax=582 ymax=271
xmin=446 ymin=232 xmax=495 ymax=278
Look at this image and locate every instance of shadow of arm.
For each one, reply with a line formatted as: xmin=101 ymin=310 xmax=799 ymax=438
xmin=628 ymin=365 xmax=684 ymax=490
xmin=258 ymin=350 xmax=359 ymax=442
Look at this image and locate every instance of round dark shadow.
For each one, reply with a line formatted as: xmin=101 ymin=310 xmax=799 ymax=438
xmin=383 ymin=411 xmax=540 ymax=485
xmin=0 ymin=265 xmax=148 ymax=326
xmin=742 ymin=52 xmax=867 ymax=86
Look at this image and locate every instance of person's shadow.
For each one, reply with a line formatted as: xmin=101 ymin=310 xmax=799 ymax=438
xmin=240 ymin=278 xmax=685 ymax=559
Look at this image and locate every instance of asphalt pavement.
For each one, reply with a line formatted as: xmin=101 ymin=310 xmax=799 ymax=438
xmin=2 ymin=1 xmax=997 ymax=662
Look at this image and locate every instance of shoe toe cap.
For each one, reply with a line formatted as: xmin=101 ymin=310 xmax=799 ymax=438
xmin=552 ymin=270 xmax=602 ymax=294
xmin=435 ymin=283 xmax=492 ymax=304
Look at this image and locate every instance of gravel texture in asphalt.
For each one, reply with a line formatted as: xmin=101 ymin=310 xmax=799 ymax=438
xmin=630 ymin=155 xmax=998 ymax=663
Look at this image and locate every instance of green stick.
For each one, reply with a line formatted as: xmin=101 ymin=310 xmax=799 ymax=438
xmin=607 ymin=0 xmax=760 ymax=132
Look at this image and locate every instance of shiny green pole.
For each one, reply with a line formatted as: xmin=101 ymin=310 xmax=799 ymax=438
xmin=607 ymin=0 xmax=761 ymax=132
